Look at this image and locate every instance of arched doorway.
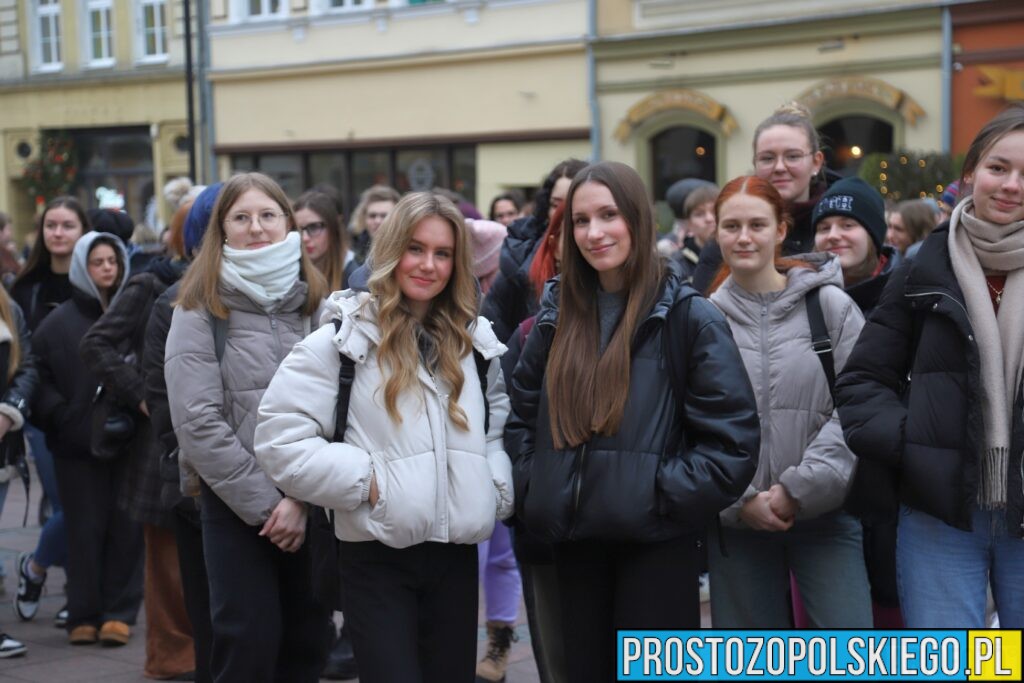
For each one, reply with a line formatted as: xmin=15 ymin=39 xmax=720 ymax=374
xmin=650 ymin=126 xmax=717 ymax=201
xmin=818 ymin=115 xmax=894 ymax=176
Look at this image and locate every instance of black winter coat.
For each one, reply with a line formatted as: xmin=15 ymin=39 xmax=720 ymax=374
xmin=11 ymin=267 xmax=73 ymax=333
xmin=31 ymin=289 xmax=106 ymax=460
xmin=505 ymin=266 xmax=760 ymax=544
xmin=836 ymin=224 xmax=1024 ymax=537
xmin=0 ymin=302 xmax=39 ymax=421
xmin=143 ymin=281 xmax=179 ymax=507
xmin=481 ymin=215 xmax=546 ymax=343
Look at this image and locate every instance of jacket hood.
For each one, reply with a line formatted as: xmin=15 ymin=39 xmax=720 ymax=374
xmin=218 ymin=278 xmax=308 ymax=315
xmin=498 ymin=215 xmax=544 ymax=281
xmin=69 ymin=231 xmax=130 ymax=305
xmin=712 ymin=252 xmax=844 ymax=322
xmin=321 ymin=289 xmax=507 ymax=366
xmin=147 ymin=256 xmax=189 ymax=286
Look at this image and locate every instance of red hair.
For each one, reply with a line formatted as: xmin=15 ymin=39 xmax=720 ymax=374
xmin=528 ymin=203 xmax=564 ymax=301
xmin=708 ymin=175 xmax=811 ymax=293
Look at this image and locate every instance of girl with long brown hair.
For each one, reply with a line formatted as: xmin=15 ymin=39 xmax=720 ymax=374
xmin=505 ymin=161 xmax=759 ymax=682
xmin=255 ymin=191 xmax=513 ymax=682
xmin=294 ymin=190 xmax=352 ymax=292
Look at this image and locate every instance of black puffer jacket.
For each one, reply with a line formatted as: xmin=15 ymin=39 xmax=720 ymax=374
xmin=31 ymin=288 xmax=105 ymax=460
xmin=505 ymin=265 xmax=760 ymax=543
xmin=836 ymin=224 xmax=1024 ymax=537
xmin=481 ymin=215 xmax=545 ymax=343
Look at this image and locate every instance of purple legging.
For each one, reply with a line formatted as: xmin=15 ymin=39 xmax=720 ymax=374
xmin=477 ymin=523 xmax=521 ymax=623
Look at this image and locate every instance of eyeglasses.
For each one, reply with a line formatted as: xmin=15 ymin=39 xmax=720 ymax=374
xmin=299 ymin=221 xmax=327 ymax=237
xmin=225 ymin=210 xmax=287 ymax=231
xmin=754 ymin=151 xmax=814 ymax=169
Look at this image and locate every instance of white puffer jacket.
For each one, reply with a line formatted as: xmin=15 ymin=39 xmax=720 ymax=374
xmin=254 ymin=290 xmax=513 ymax=549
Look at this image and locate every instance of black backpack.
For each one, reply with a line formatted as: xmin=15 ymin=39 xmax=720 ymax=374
xmin=307 ymin=319 xmax=492 ymax=610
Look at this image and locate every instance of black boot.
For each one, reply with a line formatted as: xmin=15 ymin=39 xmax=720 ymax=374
xmin=322 ymin=622 xmax=358 ymax=680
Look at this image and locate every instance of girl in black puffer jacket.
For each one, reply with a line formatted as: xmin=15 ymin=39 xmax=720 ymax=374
xmin=506 ymin=161 xmax=759 ymax=682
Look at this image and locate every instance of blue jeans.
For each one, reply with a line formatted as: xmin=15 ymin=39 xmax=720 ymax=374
xmin=897 ymin=505 xmax=1024 ymax=627
xmin=25 ymin=423 xmax=67 ymax=569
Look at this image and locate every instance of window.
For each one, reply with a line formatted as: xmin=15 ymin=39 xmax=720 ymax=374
xmin=85 ymin=0 xmax=115 ymax=67
xmin=326 ymin=0 xmax=367 ymax=9
xmin=247 ymin=0 xmax=283 ymax=17
xmin=138 ymin=0 xmax=168 ymax=61
xmin=818 ymin=116 xmax=894 ymax=176
xmin=650 ymin=126 xmax=716 ymax=201
xmin=35 ymin=0 xmax=63 ymax=71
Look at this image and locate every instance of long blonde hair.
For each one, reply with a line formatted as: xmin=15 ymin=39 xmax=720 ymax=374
xmin=175 ymin=172 xmax=328 ymax=317
xmin=366 ymin=192 xmax=477 ymax=429
xmin=0 ymin=289 xmax=21 ymax=382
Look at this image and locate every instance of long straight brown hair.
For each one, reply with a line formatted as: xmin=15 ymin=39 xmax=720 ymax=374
xmin=294 ymin=190 xmax=348 ymax=291
xmin=176 ymin=172 xmax=328 ymax=318
xmin=546 ymin=161 xmax=663 ymax=449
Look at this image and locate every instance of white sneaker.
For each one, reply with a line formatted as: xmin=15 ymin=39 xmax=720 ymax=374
xmin=0 ymin=633 xmax=26 ymax=658
xmin=699 ymin=573 xmax=710 ymax=603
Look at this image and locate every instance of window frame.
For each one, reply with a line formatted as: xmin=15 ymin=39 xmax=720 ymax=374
xmin=136 ymin=0 xmax=169 ymax=64
xmin=241 ymin=0 xmax=288 ymax=21
xmin=83 ymin=0 xmax=116 ymax=69
xmin=33 ymin=0 xmax=64 ymax=73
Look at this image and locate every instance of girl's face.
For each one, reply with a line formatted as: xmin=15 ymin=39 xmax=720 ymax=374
xmin=548 ymin=177 xmax=572 ymax=224
xmin=814 ymin=216 xmax=873 ymax=272
xmin=492 ymin=199 xmax=519 ymax=227
xmin=717 ymin=193 xmax=785 ymax=277
xmin=396 ymin=215 xmax=455 ymax=320
xmin=87 ymin=243 xmax=120 ymax=292
xmin=296 ymin=207 xmax=329 ymax=262
xmin=886 ymin=212 xmax=911 ymax=253
xmin=223 ymin=189 xmax=289 ymax=250
xmin=965 ymin=130 xmax=1024 ymax=226
xmin=571 ymin=181 xmax=632 ymax=292
xmin=42 ymin=206 xmax=84 ymax=258
xmin=754 ymin=125 xmax=824 ymax=203
xmin=366 ymin=200 xmax=395 ymax=237
xmin=688 ymin=201 xmax=717 ymax=247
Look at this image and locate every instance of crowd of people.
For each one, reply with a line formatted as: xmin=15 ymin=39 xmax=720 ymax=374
xmin=0 ymin=100 xmax=1020 ymax=683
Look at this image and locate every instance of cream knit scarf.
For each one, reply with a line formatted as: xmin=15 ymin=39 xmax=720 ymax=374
xmin=948 ymin=197 xmax=1024 ymax=508
xmin=221 ymin=231 xmax=301 ymax=313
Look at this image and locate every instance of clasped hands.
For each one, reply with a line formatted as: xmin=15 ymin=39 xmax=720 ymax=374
xmin=739 ymin=484 xmax=798 ymax=532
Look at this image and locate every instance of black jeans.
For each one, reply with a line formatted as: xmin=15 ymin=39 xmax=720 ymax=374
xmin=553 ymin=536 xmax=702 ymax=683
xmin=199 ymin=483 xmax=330 ymax=683
xmin=338 ymin=540 xmax=478 ymax=683
xmin=53 ymin=455 xmax=144 ymax=630
xmin=174 ymin=501 xmax=212 ymax=683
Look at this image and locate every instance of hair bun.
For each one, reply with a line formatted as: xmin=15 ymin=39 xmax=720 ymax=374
xmin=773 ymin=101 xmax=812 ymax=120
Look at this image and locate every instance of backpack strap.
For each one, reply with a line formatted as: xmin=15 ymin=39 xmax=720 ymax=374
xmin=212 ymin=316 xmax=228 ymax=363
xmin=806 ymin=287 xmax=836 ymax=405
xmin=332 ymin=319 xmax=355 ymax=442
xmin=473 ymin=350 xmax=491 ymax=435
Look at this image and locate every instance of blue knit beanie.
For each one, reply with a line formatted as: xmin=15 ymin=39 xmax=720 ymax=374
xmin=184 ymin=182 xmax=223 ymax=257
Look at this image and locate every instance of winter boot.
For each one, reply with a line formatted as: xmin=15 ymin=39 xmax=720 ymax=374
xmin=475 ymin=621 xmax=517 ymax=683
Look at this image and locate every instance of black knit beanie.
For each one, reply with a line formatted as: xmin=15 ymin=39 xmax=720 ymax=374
xmin=811 ymin=177 xmax=886 ymax=254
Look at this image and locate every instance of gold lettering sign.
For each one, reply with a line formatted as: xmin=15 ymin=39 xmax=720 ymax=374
xmin=975 ymin=66 xmax=1024 ymax=102
xmin=614 ymin=90 xmax=738 ymax=143
xmin=796 ymin=77 xmax=925 ymax=126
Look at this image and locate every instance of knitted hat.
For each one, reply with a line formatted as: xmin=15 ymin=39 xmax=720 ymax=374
xmin=941 ymin=180 xmax=961 ymax=210
xmin=666 ymin=178 xmax=715 ymax=219
xmin=184 ymin=182 xmax=223 ymax=256
xmin=467 ymin=219 xmax=508 ymax=293
xmin=811 ymin=177 xmax=886 ymax=254
xmin=87 ymin=208 xmax=134 ymax=244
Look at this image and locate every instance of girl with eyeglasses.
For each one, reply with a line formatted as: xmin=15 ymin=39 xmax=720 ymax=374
xmin=692 ymin=103 xmax=841 ymax=293
xmin=165 ymin=172 xmax=331 ymax=681
xmin=294 ymin=190 xmax=355 ymax=292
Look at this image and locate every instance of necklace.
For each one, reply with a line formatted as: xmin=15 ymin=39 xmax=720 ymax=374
xmin=987 ymin=279 xmax=1004 ymax=305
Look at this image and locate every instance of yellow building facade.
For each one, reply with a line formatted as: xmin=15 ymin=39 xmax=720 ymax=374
xmin=0 ymin=0 xmax=190 ymax=236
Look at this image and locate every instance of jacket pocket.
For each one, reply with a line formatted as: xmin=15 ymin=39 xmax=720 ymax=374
xmin=366 ymin=450 xmax=436 ymax=548
xmin=521 ymin=450 xmax=575 ymax=542
xmin=574 ymin=449 xmax=661 ymax=541
xmin=446 ymin=449 xmax=498 ymax=543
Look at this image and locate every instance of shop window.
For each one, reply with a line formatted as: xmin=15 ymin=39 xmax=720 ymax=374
xmin=818 ymin=115 xmax=894 ymax=176
xmin=650 ymin=126 xmax=716 ymax=201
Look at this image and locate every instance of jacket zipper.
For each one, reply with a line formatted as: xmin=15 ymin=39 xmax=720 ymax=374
xmin=568 ymin=443 xmax=587 ymax=538
xmin=427 ymin=369 xmax=450 ymax=536
xmin=905 ymin=290 xmax=969 ymax=319
xmin=759 ymin=303 xmax=772 ymax=483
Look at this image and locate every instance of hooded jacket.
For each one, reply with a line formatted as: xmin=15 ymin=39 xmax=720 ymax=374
xmin=31 ymin=233 xmax=130 ymax=460
xmin=165 ymin=280 xmax=312 ymax=526
xmin=505 ymin=263 xmax=760 ymax=543
xmin=710 ymin=254 xmax=864 ymax=524
xmin=254 ymin=290 xmax=513 ymax=549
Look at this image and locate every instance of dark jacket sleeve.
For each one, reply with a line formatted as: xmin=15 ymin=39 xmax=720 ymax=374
xmin=482 ymin=271 xmax=530 ymax=345
xmin=836 ymin=262 xmax=916 ymax=468
xmin=29 ymin=319 xmax=69 ymax=434
xmin=143 ymin=289 xmax=176 ymax=457
xmin=690 ymin=239 xmax=723 ymax=296
xmin=656 ymin=297 xmax=760 ymax=522
xmin=2 ymin=301 xmax=39 ymax=423
xmin=79 ymin=276 xmax=155 ymax=410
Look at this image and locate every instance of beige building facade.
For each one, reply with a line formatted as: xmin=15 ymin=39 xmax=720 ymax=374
xmin=0 ymin=0 xmax=191 ymax=236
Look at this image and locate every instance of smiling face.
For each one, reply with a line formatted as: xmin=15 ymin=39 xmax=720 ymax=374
xmin=223 ymin=189 xmax=289 ymax=250
xmin=42 ymin=206 xmax=85 ymax=258
xmin=396 ymin=215 xmax=455 ymax=320
xmin=965 ymin=129 xmax=1024 ymax=226
xmin=296 ymin=207 xmax=329 ymax=262
xmin=87 ymin=242 xmax=120 ymax=292
xmin=754 ymin=124 xmax=824 ymax=203
xmin=571 ymin=181 xmax=632 ymax=292
xmin=717 ymin=192 xmax=785 ymax=278
xmin=815 ymin=215 xmax=873 ymax=272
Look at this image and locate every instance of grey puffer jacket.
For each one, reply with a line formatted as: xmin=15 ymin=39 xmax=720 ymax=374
xmin=165 ymin=281 xmax=311 ymax=526
xmin=710 ymin=253 xmax=864 ymax=525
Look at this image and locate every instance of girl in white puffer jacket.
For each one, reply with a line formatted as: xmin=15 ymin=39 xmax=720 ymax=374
xmin=255 ymin=192 xmax=512 ymax=683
